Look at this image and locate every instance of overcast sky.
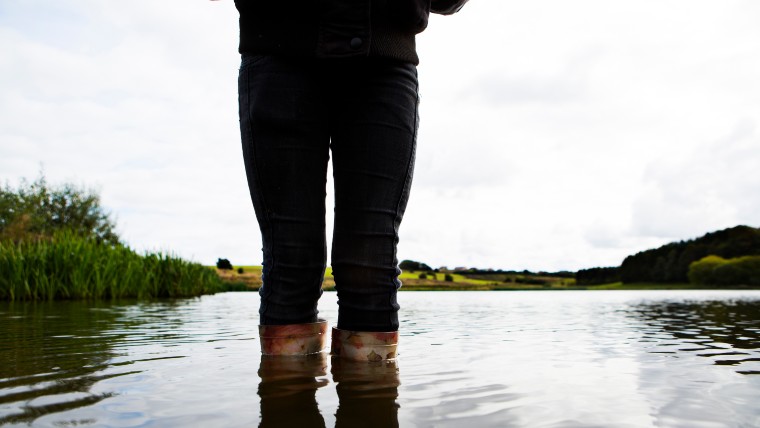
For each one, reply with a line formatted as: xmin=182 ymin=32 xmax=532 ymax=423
xmin=2 ymin=0 xmax=759 ymax=271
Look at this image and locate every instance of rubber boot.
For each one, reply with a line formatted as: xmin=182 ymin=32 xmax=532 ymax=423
xmin=259 ymin=319 xmax=328 ymax=356
xmin=330 ymin=327 xmax=399 ymax=362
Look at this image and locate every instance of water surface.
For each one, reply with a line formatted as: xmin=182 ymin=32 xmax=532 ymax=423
xmin=2 ymin=291 xmax=760 ymax=427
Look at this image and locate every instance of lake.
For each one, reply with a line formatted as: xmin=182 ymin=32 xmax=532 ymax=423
xmin=2 ymin=290 xmax=760 ymax=427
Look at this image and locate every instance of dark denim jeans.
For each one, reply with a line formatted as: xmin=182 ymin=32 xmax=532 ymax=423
xmin=238 ymin=54 xmax=418 ymax=332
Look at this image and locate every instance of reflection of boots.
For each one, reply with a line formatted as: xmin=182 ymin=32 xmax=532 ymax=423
xmin=259 ymin=319 xmax=328 ymax=356
xmin=258 ymin=353 xmax=328 ymax=428
xmin=330 ymin=327 xmax=398 ymax=362
xmin=332 ymin=359 xmax=400 ymax=428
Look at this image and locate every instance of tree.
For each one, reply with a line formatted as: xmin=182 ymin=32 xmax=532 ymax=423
xmin=621 ymin=226 xmax=760 ymax=283
xmin=399 ymin=259 xmax=431 ymax=272
xmin=0 ymin=174 xmax=120 ymax=245
xmin=216 ymin=258 xmax=233 ymax=270
xmin=576 ymin=266 xmax=620 ymax=285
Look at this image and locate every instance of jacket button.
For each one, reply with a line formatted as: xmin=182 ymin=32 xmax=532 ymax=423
xmin=350 ymin=37 xmax=363 ymax=49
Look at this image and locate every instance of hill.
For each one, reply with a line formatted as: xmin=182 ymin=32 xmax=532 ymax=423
xmin=577 ymin=225 xmax=760 ymax=285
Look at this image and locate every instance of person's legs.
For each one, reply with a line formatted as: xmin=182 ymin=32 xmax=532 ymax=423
xmin=329 ymin=58 xmax=419 ymax=333
xmin=238 ymin=54 xmax=331 ymax=326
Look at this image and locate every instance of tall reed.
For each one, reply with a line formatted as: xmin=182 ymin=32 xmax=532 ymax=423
xmin=0 ymin=232 xmax=221 ymax=301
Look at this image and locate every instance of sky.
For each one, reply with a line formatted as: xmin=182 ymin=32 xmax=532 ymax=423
xmin=1 ymin=0 xmax=759 ymax=272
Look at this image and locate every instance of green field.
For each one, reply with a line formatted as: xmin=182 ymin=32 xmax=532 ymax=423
xmin=214 ymin=266 xmax=581 ymax=291
xmin=212 ymin=266 xmax=760 ymax=291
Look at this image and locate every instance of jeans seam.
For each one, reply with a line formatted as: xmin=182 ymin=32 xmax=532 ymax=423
xmin=240 ymin=53 xmax=266 ymax=70
xmin=392 ymin=74 xmax=418 ymax=269
xmin=242 ymin=62 xmax=276 ymax=322
xmin=389 ymin=66 xmax=419 ymax=327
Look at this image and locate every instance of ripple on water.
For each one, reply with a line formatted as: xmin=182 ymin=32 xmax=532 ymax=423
xmin=2 ymin=291 xmax=760 ymax=427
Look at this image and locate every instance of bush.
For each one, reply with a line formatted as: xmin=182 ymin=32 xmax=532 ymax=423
xmin=444 ymin=274 xmax=453 ymax=282
xmin=1 ymin=174 xmax=120 ymax=245
xmin=688 ymin=255 xmax=727 ymax=285
xmin=688 ymin=255 xmax=760 ymax=286
xmin=514 ymin=276 xmax=549 ymax=285
xmin=713 ymin=262 xmax=745 ymax=286
xmin=216 ymin=258 xmax=233 ymax=270
xmin=0 ymin=175 xmax=223 ymax=300
xmin=237 ymin=267 xmax=244 ymax=274
xmin=418 ymin=273 xmax=427 ymax=279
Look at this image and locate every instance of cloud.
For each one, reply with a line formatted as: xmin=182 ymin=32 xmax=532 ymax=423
xmin=631 ymin=120 xmax=760 ymax=240
xmin=462 ymin=50 xmax=598 ymax=106
xmin=0 ymin=1 xmax=248 ymax=263
xmin=3 ymin=0 xmax=760 ymax=272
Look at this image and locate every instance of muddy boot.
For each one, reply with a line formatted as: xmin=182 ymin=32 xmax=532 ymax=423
xmin=330 ymin=327 xmax=399 ymax=362
xmin=259 ymin=319 xmax=329 ymax=356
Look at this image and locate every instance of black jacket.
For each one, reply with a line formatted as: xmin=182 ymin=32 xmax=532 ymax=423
xmin=235 ymin=0 xmax=467 ymax=65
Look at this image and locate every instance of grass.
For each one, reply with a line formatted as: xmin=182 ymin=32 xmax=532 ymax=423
xmin=582 ymin=282 xmax=757 ymax=290
xmin=214 ymin=265 xmax=263 ymax=291
xmin=0 ymin=233 xmax=222 ymax=301
xmin=213 ymin=266 xmax=580 ymax=291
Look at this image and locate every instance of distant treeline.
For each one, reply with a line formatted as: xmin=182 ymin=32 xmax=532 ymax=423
xmin=399 ymin=260 xmax=573 ymax=278
xmin=461 ymin=269 xmax=574 ymax=278
xmin=575 ymin=266 xmax=621 ymax=285
xmin=621 ymin=226 xmax=760 ymax=283
xmin=576 ymin=226 xmax=760 ymax=285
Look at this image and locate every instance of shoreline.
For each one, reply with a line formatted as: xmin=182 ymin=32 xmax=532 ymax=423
xmin=213 ymin=268 xmax=760 ymax=292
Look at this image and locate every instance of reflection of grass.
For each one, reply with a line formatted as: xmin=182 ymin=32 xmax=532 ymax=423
xmin=0 ymin=233 xmax=222 ymax=300
xmin=0 ymin=299 xmax=147 ymax=424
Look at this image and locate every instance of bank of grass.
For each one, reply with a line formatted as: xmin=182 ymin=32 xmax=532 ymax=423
xmin=214 ymin=266 xmax=760 ymax=291
xmin=214 ymin=265 xmax=264 ymax=291
xmin=0 ymin=233 xmax=222 ymax=301
xmin=584 ymin=282 xmax=751 ymax=290
xmin=213 ymin=266 xmax=588 ymax=291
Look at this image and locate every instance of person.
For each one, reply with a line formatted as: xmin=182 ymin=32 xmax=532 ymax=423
xmin=235 ymin=0 xmax=468 ymax=361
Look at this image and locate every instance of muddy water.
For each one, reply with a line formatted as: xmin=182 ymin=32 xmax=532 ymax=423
xmin=2 ymin=290 xmax=760 ymax=427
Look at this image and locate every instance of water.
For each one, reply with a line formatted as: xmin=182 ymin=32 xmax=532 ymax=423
xmin=2 ymin=290 xmax=760 ymax=427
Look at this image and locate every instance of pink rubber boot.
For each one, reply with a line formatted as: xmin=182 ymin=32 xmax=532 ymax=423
xmin=330 ymin=327 xmax=399 ymax=362
xmin=259 ymin=319 xmax=329 ymax=356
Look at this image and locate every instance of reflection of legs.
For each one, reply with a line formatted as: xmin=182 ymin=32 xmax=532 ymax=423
xmin=258 ymin=354 xmax=329 ymax=428
xmin=330 ymin=59 xmax=419 ymax=333
xmin=332 ymin=359 xmax=400 ymax=428
xmin=239 ymin=56 xmax=330 ymax=326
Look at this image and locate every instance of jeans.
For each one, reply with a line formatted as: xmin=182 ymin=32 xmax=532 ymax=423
xmin=238 ymin=54 xmax=419 ymax=332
